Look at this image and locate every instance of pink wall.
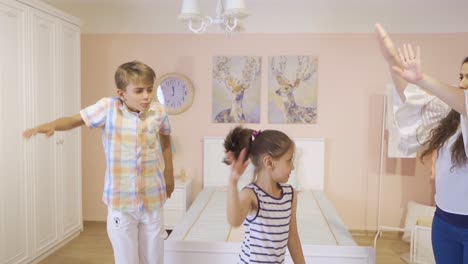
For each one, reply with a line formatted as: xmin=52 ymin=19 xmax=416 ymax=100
xmin=81 ymin=33 xmax=468 ymax=230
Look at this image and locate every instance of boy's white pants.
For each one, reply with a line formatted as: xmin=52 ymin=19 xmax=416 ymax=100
xmin=107 ymin=207 xmax=165 ymax=264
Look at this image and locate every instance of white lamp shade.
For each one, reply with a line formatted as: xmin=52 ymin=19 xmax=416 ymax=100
xmin=223 ymin=0 xmax=248 ymax=18
xmin=178 ymin=0 xmax=202 ymax=21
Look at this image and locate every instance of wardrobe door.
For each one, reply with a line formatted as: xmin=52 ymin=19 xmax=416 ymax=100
xmin=0 ymin=1 xmax=29 ymax=263
xmin=58 ymin=21 xmax=82 ymax=238
xmin=29 ymin=7 xmax=59 ymax=257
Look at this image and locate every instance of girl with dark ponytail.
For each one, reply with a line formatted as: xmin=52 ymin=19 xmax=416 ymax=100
xmin=224 ymin=126 xmax=305 ymax=264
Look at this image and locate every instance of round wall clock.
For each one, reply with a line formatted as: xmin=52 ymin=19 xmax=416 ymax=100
xmin=155 ymin=73 xmax=195 ymax=115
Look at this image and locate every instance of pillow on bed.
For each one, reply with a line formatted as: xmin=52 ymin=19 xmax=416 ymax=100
xmin=402 ymin=200 xmax=436 ymax=242
xmin=287 ymin=148 xmax=302 ymax=190
xmin=287 ymin=170 xmax=300 ymax=190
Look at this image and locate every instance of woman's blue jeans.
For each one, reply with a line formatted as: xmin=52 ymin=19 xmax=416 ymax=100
xmin=432 ymin=214 xmax=468 ymax=264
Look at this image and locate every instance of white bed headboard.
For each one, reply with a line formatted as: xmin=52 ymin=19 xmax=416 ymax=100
xmin=203 ymin=137 xmax=325 ymax=190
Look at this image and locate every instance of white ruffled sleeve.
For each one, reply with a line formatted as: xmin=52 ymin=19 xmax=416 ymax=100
xmin=459 ymin=90 xmax=468 ymax=157
xmin=392 ymin=84 xmax=451 ymax=155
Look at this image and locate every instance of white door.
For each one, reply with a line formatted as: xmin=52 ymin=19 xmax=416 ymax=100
xmin=0 ymin=1 xmax=29 ymax=263
xmin=58 ymin=21 xmax=82 ymax=238
xmin=29 ymin=7 xmax=59 ymax=257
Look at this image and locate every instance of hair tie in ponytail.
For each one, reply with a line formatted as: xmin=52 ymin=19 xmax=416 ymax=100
xmin=251 ymin=130 xmax=262 ymax=141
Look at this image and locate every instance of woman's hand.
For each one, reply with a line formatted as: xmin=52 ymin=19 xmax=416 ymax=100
xmin=375 ymin=23 xmax=409 ymax=101
xmin=393 ymin=44 xmax=423 ymax=84
xmin=375 ymin=23 xmax=400 ymax=65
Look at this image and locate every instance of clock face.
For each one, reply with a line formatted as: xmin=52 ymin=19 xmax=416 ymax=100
xmin=155 ymin=73 xmax=194 ymax=115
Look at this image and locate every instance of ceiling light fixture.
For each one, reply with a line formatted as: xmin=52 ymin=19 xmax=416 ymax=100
xmin=178 ymin=0 xmax=248 ymax=34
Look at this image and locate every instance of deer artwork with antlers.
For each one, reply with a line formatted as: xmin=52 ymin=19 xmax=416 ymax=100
xmin=213 ymin=56 xmax=261 ymax=123
xmin=271 ymin=56 xmax=318 ymax=124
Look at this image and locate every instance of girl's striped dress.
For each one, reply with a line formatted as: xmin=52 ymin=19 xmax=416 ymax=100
xmin=239 ymin=183 xmax=293 ymax=264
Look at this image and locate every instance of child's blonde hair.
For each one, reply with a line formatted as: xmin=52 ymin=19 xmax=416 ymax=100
xmin=114 ymin=61 xmax=156 ymax=90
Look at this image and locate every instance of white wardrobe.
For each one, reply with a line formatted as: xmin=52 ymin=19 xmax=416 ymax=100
xmin=0 ymin=0 xmax=82 ymax=263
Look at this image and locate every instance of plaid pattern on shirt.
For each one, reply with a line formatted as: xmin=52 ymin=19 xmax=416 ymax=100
xmin=80 ymin=97 xmax=171 ymax=212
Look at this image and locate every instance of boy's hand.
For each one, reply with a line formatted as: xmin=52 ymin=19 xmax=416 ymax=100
xmin=23 ymin=123 xmax=55 ymax=139
xmin=229 ymin=148 xmax=249 ymax=183
xmin=164 ymin=167 xmax=174 ymax=198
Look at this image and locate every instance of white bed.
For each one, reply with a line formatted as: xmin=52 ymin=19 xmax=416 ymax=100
xmin=164 ymin=137 xmax=375 ymax=263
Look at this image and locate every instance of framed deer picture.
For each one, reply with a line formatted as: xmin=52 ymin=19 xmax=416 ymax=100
xmin=212 ymin=56 xmax=261 ymax=123
xmin=269 ymin=56 xmax=318 ymax=124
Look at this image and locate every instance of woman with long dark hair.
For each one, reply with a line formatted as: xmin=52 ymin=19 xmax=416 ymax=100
xmin=376 ymin=23 xmax=468 ymax=263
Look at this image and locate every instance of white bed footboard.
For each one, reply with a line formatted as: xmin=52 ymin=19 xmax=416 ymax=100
xmin=165 ymin=240 xmax=375 ymax=264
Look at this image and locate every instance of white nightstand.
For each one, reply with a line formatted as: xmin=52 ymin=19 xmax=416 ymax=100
xmin=164 ymin=177 xmax=192 ymax=230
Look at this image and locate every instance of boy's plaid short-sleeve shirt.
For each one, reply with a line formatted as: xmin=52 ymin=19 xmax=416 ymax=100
xmin=80 ymin=97 xmax=171 ymax=212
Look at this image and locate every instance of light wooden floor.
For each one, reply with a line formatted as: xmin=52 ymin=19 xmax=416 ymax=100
xmin=40 ymin=222 xmax=410 ymax=264
xmin=353 ymin=231 xmax=410 ymax=264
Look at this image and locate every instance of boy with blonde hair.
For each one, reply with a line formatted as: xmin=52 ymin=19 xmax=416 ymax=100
xmin=23 ymin=61 xmax=173 ymax=264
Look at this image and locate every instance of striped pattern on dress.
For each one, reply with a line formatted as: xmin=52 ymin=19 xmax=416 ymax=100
xmin=239 ymin=183 xmax=293 ymax=264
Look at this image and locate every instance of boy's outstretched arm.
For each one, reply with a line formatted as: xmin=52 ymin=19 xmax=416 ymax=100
xmin=159 ymin=133 xmax=174 ymax=198
xmin=288 ymin=188 xmax=305 ymax=264
xmin=23 ymin=114 xmax=84 ymax=139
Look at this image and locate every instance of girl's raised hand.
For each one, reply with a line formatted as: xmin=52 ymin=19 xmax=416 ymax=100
xmin=229 ymin=148 xmax=250 ymax=182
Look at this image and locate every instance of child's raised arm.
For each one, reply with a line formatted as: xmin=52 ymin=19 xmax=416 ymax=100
xmin=23 ymin=114 xmax=84 ymax=139
xmin=227 ymin=149 xmax=255 ymax=227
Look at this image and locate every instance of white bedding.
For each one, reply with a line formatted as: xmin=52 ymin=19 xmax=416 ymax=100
xmin=168 ymin=187 xmax=356 ymax=246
